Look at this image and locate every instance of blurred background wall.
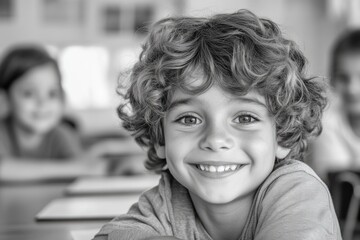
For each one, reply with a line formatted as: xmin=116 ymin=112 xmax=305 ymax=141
xmin=0 ymin=0 xmax=358 ymax=137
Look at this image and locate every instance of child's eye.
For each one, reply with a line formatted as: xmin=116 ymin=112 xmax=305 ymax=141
xmin=49 ymin=89 xmax=62 ymax=99
xmin=335 ymin=73 xmax=349 ymax=85
xmin=22 ymin=90 xmax=34 ymax=98
xmin=176 ymin=115 xmax=202 ymax=126
xmin=234 ymin=114 xmax=258 ymax=124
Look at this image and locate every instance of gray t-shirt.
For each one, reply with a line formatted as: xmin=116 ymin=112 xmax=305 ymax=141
xmin=93 ymin=160 xmax=342 ymax=240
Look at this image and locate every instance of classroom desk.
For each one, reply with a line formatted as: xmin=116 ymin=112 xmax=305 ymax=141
xmin=0 ymin=182 xmax=106 ymax=240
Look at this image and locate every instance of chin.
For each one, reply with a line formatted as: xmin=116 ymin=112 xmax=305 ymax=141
xmin=199 ymin=191 xmax=239 ymax=205
xmin=206 ymin=197 xmax=235 ymax=205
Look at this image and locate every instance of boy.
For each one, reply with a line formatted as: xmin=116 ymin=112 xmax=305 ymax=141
xmin=94 ymin=9 xmax=341 ymax=240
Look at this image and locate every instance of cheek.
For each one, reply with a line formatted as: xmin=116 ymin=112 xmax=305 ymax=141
xmin=335 ymin=84 xmax=348 ymax=95
xmin=49 ymin=100 xmax=63 ymax=111
xmin=241 ymin=131 xmax=277 ymax=161
xmin=11 ymin=98 xmax=33 ymax=113
xmin=164 ymin=128 xmax=196 ymax=162
xmin=165 ymin=134 xmax=188 ymax=158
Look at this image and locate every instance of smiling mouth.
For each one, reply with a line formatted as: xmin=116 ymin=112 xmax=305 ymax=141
xmin=195 ymin=164 xmax=243 ymax=173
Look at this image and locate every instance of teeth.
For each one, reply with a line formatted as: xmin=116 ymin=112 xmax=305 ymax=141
xmin=197 ymin=164 xmax=241 ymax=173
xmin=217 ymin=166 xmax=225 ymax=172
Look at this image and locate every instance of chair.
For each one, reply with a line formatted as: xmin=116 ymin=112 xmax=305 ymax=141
xmin=331 ymin=171 xmax=360 ymax=240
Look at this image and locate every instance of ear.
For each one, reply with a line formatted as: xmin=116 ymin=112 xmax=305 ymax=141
xmin=155 ymin=145 xmax=166 ymax=159
xmin=275 ymin=145 xmax=291 ymax=160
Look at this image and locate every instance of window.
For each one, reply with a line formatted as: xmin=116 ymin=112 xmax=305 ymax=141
xmin=0 ymin=0 xmax=12 ymax=19
xmin=59 ymin=46 xmax=110 ymax=109
xmin=134 ymin=5 xmax=154 ymax=34
xmin=103 ymin=5 xmax=121 ymax=33
xmin=42 ymin=0 xmax=84 ymax=24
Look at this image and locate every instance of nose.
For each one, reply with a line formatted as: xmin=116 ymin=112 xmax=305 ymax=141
xmin=35 ymin=94 xmax=47 ymax=106
xmin=199 ymin=122 xmax=235 ymax=152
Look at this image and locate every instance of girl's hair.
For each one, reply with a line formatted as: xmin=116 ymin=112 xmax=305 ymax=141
xmin=118 ymin=9 xmax=327 ymax=172
xmin=330 ymin=30 xmax=360 ymax=85
xmin=0 ymin=45 xmax=62 ymax=92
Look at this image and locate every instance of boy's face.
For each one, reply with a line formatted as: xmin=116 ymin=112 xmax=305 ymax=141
xmin=334 ymin=52 xmax=360 ymax=117
xmin=7 ymin=64 xmax=63 ymax=134
xmin=156 ymin=78 xmax=290 ymax=205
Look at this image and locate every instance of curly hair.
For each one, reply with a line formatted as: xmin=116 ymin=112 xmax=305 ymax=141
xmin=117 ymin=9 xmax=327 ymax=172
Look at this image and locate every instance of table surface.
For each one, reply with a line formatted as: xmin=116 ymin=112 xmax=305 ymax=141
xmin=0 ymin=182 xmax=107 ymax=240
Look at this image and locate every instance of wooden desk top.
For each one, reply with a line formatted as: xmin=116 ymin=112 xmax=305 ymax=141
xmin=0 ymin=182 xmax=106 ymax=240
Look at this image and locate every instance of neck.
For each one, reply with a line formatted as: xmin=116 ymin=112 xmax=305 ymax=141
xmin=11 ymin=121 xmax=44 ymax=150
xmin=190 ymin=192 xmax=254 ymax=240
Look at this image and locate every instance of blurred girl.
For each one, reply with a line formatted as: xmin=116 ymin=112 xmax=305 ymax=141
xmin=0 ymin=45 xmax=105 ymax=181
xmin=310 ymin=30 xmax=360 ymax=181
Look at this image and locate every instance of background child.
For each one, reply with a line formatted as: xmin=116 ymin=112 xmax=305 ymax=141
xmin=0 ymin=45 xmax=106 ymax=181
xmin=94 ymin=9 xmax=341 ymax=240
xmin=308 ymin=30 xmax=360 ymax=235
xmin=310 ymin=30 xmax=360 ymax=181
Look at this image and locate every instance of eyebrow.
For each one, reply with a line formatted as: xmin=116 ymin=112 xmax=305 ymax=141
xmin=234 ymin=96 xmax=268 ymax=109
xmin=167 ymin=98 xmax=194 ymax=111
xmin=167 ymin=95 xmax=268 ymax=111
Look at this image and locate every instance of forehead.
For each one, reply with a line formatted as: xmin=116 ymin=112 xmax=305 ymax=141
xmin=176 ymin=67 xmax=251 ymax=93
xmin=13 ymin=64 xmax=60 ymax=89
xmin=172 ymin=69 xmax=264 ymax=101
xmin=169 ymin=84 xmax=267 ymax=110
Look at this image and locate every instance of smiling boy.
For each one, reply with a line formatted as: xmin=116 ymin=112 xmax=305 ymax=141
xmin=94 ymin=9 xmax=341 ymax=240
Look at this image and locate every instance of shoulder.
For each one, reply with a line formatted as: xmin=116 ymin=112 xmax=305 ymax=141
xmin=45 ymin=124 xmax=83 ymax=158
xmin=0 ymin=117 xmax=8 ymax=129
xmin=266 ymin=159 xmax=324 ymax=185
xmin=129 ymin=170 xmax=192 ymax=223
xmin=258 ymin=160 xmax=333 ymax=215
xmin=49 ymin=124 xmax=79 ymax=139
xmin=95 ymin=172 xmax=203 ymax=239
xmin=48 ymin=123 xmax=82 ymax=145
xmin=251 ymin=160 xmax=341 ymax=239
xmin=0 ymin=117 xmax=11 ymax=136
xmin=131 ymin=171 xmax=178 ymax=212
xmin=0 ymin=118 xmax=13 ymax=156
xmin=259 ymin=160 xmax=332 ymax=209
xmin=95 ymin=171 xmax=177 ymax=238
